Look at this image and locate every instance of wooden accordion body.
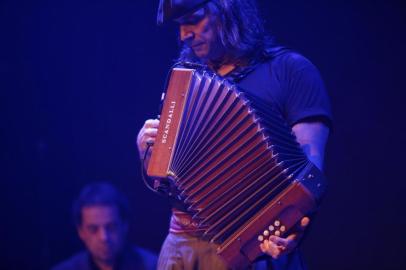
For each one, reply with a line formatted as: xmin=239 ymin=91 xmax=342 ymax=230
xmin=147 ymin=68 xmax=326 ymax=269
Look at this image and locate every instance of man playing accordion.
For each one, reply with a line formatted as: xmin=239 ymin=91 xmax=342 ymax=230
xmin=137 ymin=1 xmax=332 ymax=269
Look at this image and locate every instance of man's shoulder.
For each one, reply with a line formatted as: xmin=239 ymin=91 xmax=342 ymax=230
xmin=238 ymin=49 xmax=313 ymax=83
xmin=50 ymin=251 xmax=90 ymax=270
xmin=267 ymin=49 xmax=317 ymax=73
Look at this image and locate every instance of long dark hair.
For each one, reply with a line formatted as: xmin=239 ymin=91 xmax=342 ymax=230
xmin=178 ymin=0 xmax=275 ymax=66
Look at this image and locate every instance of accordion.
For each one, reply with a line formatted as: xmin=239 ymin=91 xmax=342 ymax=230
xmin=147 ymin=67 xmax=326 ymax=269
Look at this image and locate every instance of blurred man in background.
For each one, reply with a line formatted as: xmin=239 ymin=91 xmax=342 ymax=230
xmin=51 ymin=182 xmax=157 ymax=270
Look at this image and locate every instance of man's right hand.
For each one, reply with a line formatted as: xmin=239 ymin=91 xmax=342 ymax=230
xmin=137 ymin=119 xmax=160 ymax=159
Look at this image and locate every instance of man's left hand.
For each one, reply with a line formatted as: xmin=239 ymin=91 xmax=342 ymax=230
xmin=259 ymin=217 xmax=310 ymax=259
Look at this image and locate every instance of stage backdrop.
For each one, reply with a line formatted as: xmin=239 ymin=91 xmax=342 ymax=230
xmin=1 ymin=0 xmax=405 ymax=269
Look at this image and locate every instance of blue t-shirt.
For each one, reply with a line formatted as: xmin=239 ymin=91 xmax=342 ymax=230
xmin=229 ymin=50 xmax=332 ymax=128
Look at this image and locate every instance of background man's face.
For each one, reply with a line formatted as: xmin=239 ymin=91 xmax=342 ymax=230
xmin=178 ymin=8 xmax=224 ymax=62
xmin=78 ymin=205 xmax=128 ymax=264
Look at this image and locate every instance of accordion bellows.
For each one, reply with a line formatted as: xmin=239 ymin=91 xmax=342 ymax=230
xmin=147 ymin=68 xmax=326 ymax=269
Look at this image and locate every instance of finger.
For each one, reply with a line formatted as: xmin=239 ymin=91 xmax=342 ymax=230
xmin=144 ymin=119 xmax=160 ymax=128
xmin=259 ymin=242 xmax=266 ymax=253
xmin=285 ymin=216 xmax=310 ymax=242
xmin=300 ymin=216 xmax=310 ymax=229
xmin=144 ymin=128 xmax=159 ymax=137
xmin=281 ymin=216 xmax=310 ymax=242
xmin=261 ymin=240 xmax=272 ymax=252
xmin=137 ymin=132 xmax=156 ymax=150
xmin=270 ymin=235 xmax=296 ymax=253
xmin=269 ymin=235 xmax=290 ymax=247
xmin=269 ymin=243 xmax=283 ymax=259
xmin=260 ymin=240 xmax=282 ymax=259
xmin=137 ymin=132 xmax=153 ymax=145
xmin=285 ymin=233 xmax=299 ymax=242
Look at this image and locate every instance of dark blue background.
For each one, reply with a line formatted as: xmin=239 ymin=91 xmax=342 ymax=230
xmin=1 ymin=0 xmax=405 ymax=269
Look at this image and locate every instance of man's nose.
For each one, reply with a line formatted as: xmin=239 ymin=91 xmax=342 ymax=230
xmin=98 ymin=228 xmax=110 ymax=241
xmin=180 ymin=26 xmax=195 ymax=43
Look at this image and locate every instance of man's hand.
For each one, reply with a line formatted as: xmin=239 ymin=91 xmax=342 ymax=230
xmin=259 ymin=217 xmax=310 ymax=259
xmin=137 ymin=119 xmax=160 ymax=159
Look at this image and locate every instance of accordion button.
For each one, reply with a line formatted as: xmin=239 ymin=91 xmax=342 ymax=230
xmin=263 ymin=230 xmax=269 ymax=236
xmin=275 ymin=230 xmax=281 ymax=236
xmin=258 ymin=235 xmax=264 ymax=242
xmin=274 ymin=220 xmax=280 ymax=227
xmin=269 ymin=225 xmax=274 ymax=231
xmin=280 ymin=225 xmax=286 ymax=232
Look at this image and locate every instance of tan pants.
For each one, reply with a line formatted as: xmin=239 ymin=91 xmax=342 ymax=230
xmin=157 ymin=233 xmax=274 ymax=270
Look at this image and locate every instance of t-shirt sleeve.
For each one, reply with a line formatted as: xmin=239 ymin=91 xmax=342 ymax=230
xmin=283 ymin=55 xmax=333 ymax=127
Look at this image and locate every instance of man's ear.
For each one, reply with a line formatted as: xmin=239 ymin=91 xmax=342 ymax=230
xmin=77 ymin=225 xmax=85 ymax=241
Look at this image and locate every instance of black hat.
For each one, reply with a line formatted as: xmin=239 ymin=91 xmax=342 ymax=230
xmin=157 ymin=0 xmax=211 ymax=25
